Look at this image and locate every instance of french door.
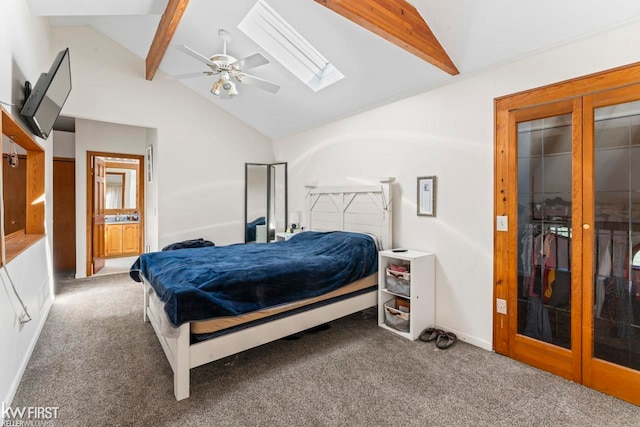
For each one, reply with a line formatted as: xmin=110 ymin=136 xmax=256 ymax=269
xmin=582 ymin=84 xmax=640 ymax=403
xmin=494 ymin=70 xmax=640 ymax=405
xmin=509 ymin=98 xmax=584 ymax=382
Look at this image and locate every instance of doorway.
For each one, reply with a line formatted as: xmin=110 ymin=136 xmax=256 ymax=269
xmin=494 ymin=64 xmax=640 ymax=405
xmin=53 ymin=157 xmax=76 ymax=278
xmin=86 ymin=151 xmax=145 ymax=276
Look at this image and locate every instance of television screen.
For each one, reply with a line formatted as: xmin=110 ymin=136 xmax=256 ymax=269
xmin=20 ymin=48 xmax=71 ymax=140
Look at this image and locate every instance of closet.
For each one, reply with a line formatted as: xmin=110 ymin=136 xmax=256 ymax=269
xmin=494 ymin=63 xmax=640 ymax=405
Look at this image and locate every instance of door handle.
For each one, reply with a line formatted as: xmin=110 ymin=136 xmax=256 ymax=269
xmin=583 ymin=224 xmax=591 ymax=230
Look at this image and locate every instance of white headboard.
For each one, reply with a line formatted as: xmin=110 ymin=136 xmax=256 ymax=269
xmin=306 ymin=178 xmax=395 ymax=250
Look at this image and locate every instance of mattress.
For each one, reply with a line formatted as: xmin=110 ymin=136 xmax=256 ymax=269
xmin=130 ymin=231 xmax=378 ymax=326
xmin=190 ymin=273 xmax=377 ymax=334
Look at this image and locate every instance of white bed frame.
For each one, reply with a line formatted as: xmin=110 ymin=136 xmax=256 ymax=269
xmin=143 ymin=178 xmax=395 ymax=400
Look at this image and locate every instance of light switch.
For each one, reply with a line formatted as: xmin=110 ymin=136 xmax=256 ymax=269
xmin=496 ymin=216 xmax=508 ymax=232
xmin=496 ymin=298 xmax=507 ymax=315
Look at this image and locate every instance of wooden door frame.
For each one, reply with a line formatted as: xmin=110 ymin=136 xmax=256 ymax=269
xmin=86 ymin=151 xmax=145 ymax=277
xmin=494 ymin=61 xmax=640 ymax=403
xmin=494 ymin=60 xmax=640 ymax=354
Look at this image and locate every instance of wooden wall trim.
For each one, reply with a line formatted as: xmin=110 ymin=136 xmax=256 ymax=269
xmin=25 ymin=150 xmax=45 ymax=235
xmin=1 ymin=106 xmax=41 ymax=151
xmin=85 ymin=152 xmax=92 ymax=276
xmin=493 ymin=103 xmax=509 ymax=355
xmin=314 ymin=0 xmax=458 ymax=75
xmin=145 ymin=0 xmax=190 ymax=80
xmin=105 ymin=161 xmax=139 ymax=171
xmin=0 ymin=107 xmax=45 ymax=266
xmin=495 ymin=61 xmax=640 ymax=111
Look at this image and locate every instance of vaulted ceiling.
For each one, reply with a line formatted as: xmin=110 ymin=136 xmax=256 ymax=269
xmin=29 ymin=0 xmax=640 ymax=139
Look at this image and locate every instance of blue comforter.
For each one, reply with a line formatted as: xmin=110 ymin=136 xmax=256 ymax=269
xmin=130 ymin=231 xmax=378 ymax=327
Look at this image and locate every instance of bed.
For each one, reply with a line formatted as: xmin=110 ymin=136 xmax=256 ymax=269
xmin=131 ymin=178 xmax=394 ymax=400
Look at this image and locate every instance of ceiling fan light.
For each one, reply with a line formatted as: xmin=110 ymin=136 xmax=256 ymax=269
xmin=220 ymin=71 xmax=233 ymax=91
xmin=211 ymin=79 xmax=222 ymax=95
xmin=228 ymin=81 xmax=238 ymax=97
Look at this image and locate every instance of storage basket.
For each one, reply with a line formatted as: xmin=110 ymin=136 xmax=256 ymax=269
xmin=385 ymin=268 xmax=411 ymax=297
xmin=384 ymin=298 xmax=410 ymax=332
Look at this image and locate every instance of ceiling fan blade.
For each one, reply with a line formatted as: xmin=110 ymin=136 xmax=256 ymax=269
xmin=176 ymin=45 xmax=218 ymax=68
xmin=236 ymin=73 xmax=280 ymax=93
xmin=168 ymin=71 xmax=216 ymax=80
xmin=231 ymin=53 xmax=269 ymax=71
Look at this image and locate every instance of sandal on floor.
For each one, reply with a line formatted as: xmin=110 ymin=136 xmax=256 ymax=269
xmin=435 ymin=332 xmax=457 ymax=349
xmin=420 ymin=328 xmax=444 ymax=342
xmin=418 ymin=328 xmax=435 ymax=342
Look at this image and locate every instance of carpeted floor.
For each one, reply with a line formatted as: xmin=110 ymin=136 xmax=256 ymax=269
xmin=11 ymin=273 xmax=640 ymax=426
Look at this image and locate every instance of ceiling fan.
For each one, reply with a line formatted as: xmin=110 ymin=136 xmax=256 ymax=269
xmin=172 ymin=29 xmax=280 ymax=99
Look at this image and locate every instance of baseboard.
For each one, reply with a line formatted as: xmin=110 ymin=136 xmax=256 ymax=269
xmin=435 ymin=324 xmax=492 ymax=351
xmin=2 ymin=296 xmax=54 ymax=411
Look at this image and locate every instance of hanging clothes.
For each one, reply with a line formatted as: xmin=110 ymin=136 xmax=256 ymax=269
xmin=528 ymin=231 xmax=557 ymax=302
xmin=542 ymin=233 xmax=557 ymax=303
xmin=520 ymin=230 xmax=535 ymax=296
xmin=528 ymin=233 xmax=545 ymax=297
xmin=595 ymin=231 xmax=612 ymax=318
xmin=523 ymin=296 xmax=553 ymax=343
xmin=601 ymin=233 xmax=634 ymax=339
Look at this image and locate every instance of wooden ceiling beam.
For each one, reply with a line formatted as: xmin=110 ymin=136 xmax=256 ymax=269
xmin=145 ymin=0 xmax=190 ymax=81
xmin=314 ymin=0 xmax=459 ymax=76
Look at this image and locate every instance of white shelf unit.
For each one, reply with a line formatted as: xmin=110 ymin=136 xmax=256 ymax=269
xmin=378 ymin=249 xmax=435 ymax=340
xmin=274 ymin=232 xmax=293 ymax=241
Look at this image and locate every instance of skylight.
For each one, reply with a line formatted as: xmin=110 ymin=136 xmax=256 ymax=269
xmin=238 ymin=0 xmax=345 ymax=92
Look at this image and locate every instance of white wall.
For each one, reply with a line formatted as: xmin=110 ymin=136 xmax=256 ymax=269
xmin=74 ymin=119 xmax=147 ymax=277
xmin=50 ymin=26 xmax=273 ymax=258
xmin=51 ymin=130 xmax=75 ymax=158
xmin=0 ymin=0 xmax=54 ymax=409
xmin=2 ymin=135 xmax=27 ymax=155
xmin=274 ymin=20 xmax=640 ymax=350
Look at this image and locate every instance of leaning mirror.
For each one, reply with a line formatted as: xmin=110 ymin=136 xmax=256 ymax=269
xmin=244 ymin=162 xmax=287 ymax=243
xmin=245 ymin=164 xmax=268 ymax=243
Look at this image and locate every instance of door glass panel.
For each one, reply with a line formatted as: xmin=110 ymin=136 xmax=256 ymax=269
xmin=593 ymin=101 xmax=640 ymax=371
xmin=517 ymin=114 xmax=572 ymax=349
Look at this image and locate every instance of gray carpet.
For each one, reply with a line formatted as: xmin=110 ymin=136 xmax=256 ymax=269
xmin=11 ymin=273 xmax=640 ymax=427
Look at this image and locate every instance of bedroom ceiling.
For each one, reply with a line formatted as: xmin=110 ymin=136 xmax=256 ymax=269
xmin=30 ymin=0 xmax=640 ymax=139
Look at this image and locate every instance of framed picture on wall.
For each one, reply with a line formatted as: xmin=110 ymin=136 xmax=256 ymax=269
xmin=417 ymin=176 xmax=436 ymax=216
xmin=146 ymin=145 xmax=153 ymax=183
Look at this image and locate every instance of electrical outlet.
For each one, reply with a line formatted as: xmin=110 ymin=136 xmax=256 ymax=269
xmin=496 ymin=298 xmax=507 ymax=315
xmin=496 ymin=216 xmax=508 ymax=232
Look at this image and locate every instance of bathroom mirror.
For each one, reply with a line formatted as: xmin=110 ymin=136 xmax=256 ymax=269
xmin=105 ymin=160 xmax=138 ymax=211
xmin=105 ymin=172 xmax=125 ymax=209
xmin=245 ymin=162 xmax=287 ymax=243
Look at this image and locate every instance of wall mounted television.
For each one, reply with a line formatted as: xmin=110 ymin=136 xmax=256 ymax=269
xmin=20 ymin=48 xmax=71 ymax=140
